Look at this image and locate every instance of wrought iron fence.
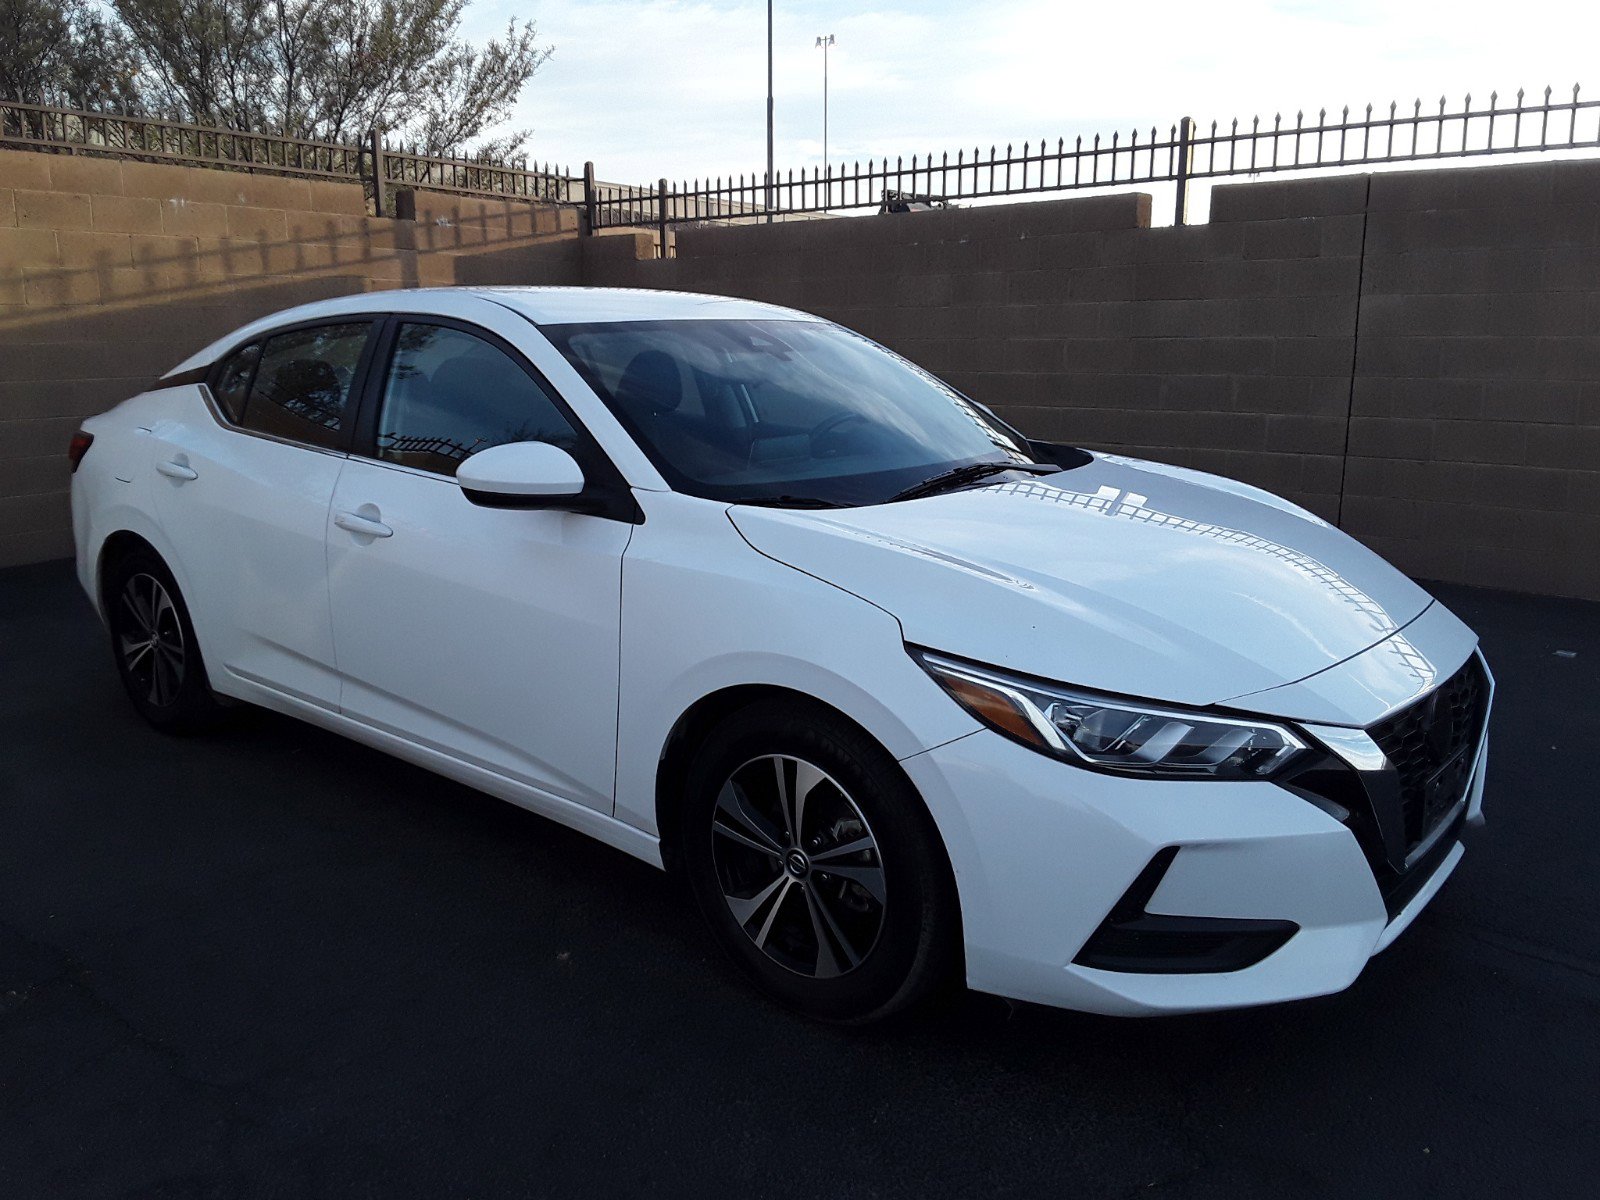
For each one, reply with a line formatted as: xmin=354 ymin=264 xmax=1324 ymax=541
xmin=0 ymin=98 xmax=578 ymax=215
xmin=7 ymin=85 xmax=1598 ymax=240
xmin=591 ymin=83 xmax=1600 ymax=236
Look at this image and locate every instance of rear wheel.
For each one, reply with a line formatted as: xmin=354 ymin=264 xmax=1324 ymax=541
xmin=680 ymin=698 xmax=960 ymax=1023
xmin=105 ymin=550 xmax=222 ymax=732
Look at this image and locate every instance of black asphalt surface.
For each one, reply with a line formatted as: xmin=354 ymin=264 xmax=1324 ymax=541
xmin=3 ymin=558 xmax=1598 ymax=1198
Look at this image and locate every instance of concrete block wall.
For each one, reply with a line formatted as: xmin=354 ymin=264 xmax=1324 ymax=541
xmin=580 ymin=162 xmax=1600 ymax=600
xmin=583 ymin=183 xmax=1366 ymax=522
xmin=0 ymin=148 xmax=581 ymax=565
xmin=4 ymin=146 xmax=1599 ymax=599
xmin=1345 ymin=161 xmax=1600 ymax=598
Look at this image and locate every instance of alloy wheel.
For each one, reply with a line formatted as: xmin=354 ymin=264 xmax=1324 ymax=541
xmin=117 ymin=573 xmax=187 ymax=708
xmin=710 ymin=754 xmax=886 ymax=978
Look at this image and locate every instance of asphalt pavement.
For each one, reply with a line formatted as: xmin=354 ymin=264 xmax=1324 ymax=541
xmin=3 ymin=558 xmax=1598 ymax=1198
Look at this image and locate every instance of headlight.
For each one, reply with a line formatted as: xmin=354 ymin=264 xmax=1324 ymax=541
xmin=912 ymin=648 xmax=1308 ymax=780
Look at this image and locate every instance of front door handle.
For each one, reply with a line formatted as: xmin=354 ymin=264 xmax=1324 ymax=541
xmin=157 ymin=459 xmax=198 ymax=482
xmin=334 ymin=509 xmax=394 ymax=539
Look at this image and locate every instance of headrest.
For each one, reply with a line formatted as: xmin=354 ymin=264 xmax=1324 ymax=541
xmin=614 ymin=349 xmax=682 ymax=416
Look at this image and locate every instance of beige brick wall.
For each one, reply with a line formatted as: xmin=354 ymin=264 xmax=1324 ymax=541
xmin=0 ymin=148 xmax=582 ymax=566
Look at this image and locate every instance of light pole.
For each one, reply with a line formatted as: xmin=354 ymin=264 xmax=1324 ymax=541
xmin=815 ymin=33 xmax=834 ymax=208
xmin=765 ymin=1 xmax=774 ymax=222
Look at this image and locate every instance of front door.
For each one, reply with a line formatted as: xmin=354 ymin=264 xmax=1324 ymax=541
xmin=324 ymin=319 xmax=632 ymax=813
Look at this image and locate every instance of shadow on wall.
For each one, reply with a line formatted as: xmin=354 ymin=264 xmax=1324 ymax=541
xmin=1 ymin=190 xmax=584 ymax=566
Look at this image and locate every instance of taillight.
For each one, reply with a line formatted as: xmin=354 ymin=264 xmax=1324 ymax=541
xmin=68 ymin=430 xmax=94 ymax=473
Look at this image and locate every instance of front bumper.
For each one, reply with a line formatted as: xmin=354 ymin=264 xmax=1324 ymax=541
xmin=900 ymin=720 xmax=1487 ymax=1016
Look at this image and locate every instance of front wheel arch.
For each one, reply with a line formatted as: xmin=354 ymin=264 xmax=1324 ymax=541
xmin=654 ymin=686 xmax=960 ymax=900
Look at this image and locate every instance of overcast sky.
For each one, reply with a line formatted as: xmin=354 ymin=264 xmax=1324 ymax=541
xmin=466 ymin=0 xmax=1599 ymax=187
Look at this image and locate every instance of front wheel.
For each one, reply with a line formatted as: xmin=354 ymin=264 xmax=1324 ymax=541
xmin=105 ymin=550 xmax=223 ymax=733
xmin=680 ymin=699 xmax=960 ymax=1023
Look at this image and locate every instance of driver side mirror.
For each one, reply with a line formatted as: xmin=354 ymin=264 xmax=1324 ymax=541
xmin=457 ymin=442 xmax=586 ymax=509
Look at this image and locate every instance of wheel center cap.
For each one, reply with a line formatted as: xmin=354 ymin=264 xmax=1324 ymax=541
xmin=784 ymin=848 xmax=811 ymax=880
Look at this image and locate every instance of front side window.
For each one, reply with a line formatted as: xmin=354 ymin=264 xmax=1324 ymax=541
xmin=375 ymin=323 xmax=579 ymax=476
xmin=241 ymin=323 xmax=370 ymax=450
xmin=541 ymin=318 xmax=1043 ymax=507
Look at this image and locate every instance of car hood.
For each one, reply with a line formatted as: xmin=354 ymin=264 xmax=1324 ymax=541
xmin=728 ymin=453 xmax=1434 ymax=710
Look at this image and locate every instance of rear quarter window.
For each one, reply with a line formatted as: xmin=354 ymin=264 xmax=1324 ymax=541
xmin=211 ymin=342 xmax=261 ymax=424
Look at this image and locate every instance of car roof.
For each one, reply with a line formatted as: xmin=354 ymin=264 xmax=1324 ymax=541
xmin=161 ymin=287 xmax=819 ymax=379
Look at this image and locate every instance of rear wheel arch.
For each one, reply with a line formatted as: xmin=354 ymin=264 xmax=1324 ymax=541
xmin=97 ymin=531 xmax=164 ymax=615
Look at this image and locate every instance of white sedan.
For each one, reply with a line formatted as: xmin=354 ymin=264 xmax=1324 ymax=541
xmin=70 ymin=287 xmax=1492 ymax=1021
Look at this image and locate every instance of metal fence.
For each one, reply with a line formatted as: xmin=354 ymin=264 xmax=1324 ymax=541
xmin=0 ymin=98 xmax=578 ymax=215
xmin=591 ymin=83 xmax=1600 ymax=235
xmin=7 ymin=85 xmax=1598 ymax=239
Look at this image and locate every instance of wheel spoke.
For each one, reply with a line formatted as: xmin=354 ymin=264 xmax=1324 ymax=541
xmin=772 ymin=757 xmax=794 ymax=843
xmin=723 ymin=869 xmax=787 ymax=928
xmin=791 ymin=760 xmax=827 ymax=846
xmin=152 ymin=584 xmax=176 ymax=635
xmin=750 ymin=879 xmax=795 ymax=950
xmin=815 ymin=862 xmax=886 ymax=905
xmin=121 ymin=589 xmax=151 ymax=636
xmin=810 ymin=835 xmax=875 ymax=864
xmin=713 ymin=818 xmax=782 ymax=859
xmin=149 ymin=650 xmax=170 ymax=705
xmin=803 ymin=885 xmax=849 ymax=978
xmin=119 ymin=631 xmax=152 ymax=666
xmin=716 ymin=781 xmax=784 ymax=854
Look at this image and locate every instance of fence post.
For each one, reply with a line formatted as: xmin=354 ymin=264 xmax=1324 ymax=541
xmin=368 ymin=127 xmax=387 ymax=217
xmin=1174 ymin=115 xmax=1196 ymax=225
xmin=657 ymin=178 xmax=669 ymax=258
xmin=583 ymin=161 xmax=597 ymax=236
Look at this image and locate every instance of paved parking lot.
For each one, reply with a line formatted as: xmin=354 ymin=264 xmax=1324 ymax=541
xmin=3 ymin=557 xmax=1598 ymax=1198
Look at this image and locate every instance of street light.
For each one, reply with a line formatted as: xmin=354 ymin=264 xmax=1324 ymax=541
xmin=816 ymin=33 xmax=835 ymax=208
xmin=765 ymin=2 xmax=774 ymax=222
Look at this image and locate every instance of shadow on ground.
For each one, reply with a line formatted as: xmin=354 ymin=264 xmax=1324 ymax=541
xmin=2 ymin=559 xmax=1597 ymax=1197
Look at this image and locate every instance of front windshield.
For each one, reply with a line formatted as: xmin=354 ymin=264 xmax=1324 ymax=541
xmin=540 ymin=318 xmax=1051 ymax=506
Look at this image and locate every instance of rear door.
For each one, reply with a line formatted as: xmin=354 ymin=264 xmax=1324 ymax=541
xmin=149 ymin=320 xmax=377 ymax=710
xmin=324 ymin=310 xmax=634 ymax=813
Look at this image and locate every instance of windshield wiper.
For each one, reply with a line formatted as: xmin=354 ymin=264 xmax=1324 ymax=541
xmin=887 ymin=461 xmax=1055 ymax=504
xmin=723 ymin=494 xmax=849 ymax=509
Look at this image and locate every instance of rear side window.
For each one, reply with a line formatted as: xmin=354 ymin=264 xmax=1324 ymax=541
xmin=211 ymin=342 xmax=261 ymax=423
xmin=240 ymin=323 xmax=370 ymax=450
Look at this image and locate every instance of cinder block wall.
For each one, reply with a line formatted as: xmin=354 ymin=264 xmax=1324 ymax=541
xmin=582 ymin=161 xmax=1600 ymax=600
xmin=0 ymin=148 xmax=582 ymax=566
xmin=4 ymin=147 xmax=1599 ymax=599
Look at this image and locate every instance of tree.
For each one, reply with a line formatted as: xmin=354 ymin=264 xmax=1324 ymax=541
xmin=111 ymin=0 xmax=551 ymax=155
xmin=0 ymin=0 xmax=142 ymax=108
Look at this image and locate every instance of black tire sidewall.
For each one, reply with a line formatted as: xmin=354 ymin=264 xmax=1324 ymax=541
xmin=681 ymin=699 xmax=957 ymax=1022
xmin=106 ymin=551 xmax=218 ymax=732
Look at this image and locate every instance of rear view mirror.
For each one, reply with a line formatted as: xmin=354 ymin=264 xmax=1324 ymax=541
xmin=457 ymin=442 xmax=586 ymax=508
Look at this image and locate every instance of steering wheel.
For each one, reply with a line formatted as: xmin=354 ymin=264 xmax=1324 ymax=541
xmin=809 ymin=411 xmax=872 ymax=458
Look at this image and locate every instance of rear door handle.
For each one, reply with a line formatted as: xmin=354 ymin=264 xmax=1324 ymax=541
xmin=157 ymin=459 xmax=198 ymax=482
xmin=334 ymin=510 xmax=394 ymax=539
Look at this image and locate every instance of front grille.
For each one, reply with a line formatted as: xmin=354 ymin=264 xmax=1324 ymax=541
xmin=1368 ymin=654 xmax=1490 ymax=852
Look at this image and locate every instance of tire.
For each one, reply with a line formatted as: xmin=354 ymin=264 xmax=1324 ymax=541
xmin=104 ymin=549 xmax=223 ymax=733
xmin=680 ymin=698 xmax=960 ymax=1023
